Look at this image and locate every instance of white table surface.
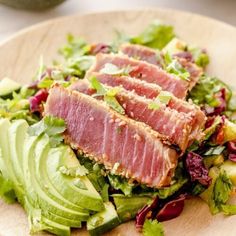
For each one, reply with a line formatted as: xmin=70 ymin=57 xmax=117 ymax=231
xmin=0 ymin=0 xmax=236 ymax=42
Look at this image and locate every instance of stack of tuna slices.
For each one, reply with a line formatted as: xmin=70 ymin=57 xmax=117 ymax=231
xmin=45 ymin=43 xmax=206 ymax=188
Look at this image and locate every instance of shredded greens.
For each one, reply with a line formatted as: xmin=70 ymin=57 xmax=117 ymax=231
xmin=189 ymin=75 xmax=231 ymax=107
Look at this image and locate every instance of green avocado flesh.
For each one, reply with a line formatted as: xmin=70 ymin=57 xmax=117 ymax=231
xmin=87 ymin=202 xmax=120 ymax=236
xmin=0 ymin=118 xmax=105 ymax=235
xmin=0 ymin=78 xmax=20 ymax=98
xmin=113 ymin=194 xmax=153 ymax=222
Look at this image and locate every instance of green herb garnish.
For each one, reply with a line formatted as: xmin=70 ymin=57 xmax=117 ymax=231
xmin=89 ymin=76 xmax=125 ymax=114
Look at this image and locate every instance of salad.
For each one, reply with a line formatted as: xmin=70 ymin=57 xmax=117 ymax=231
xmin=0 ymin=21 xmax=236 ymax=236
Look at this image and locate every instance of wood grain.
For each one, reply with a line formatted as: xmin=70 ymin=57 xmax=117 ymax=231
xmin=0 ymin=8 xmax=236 ymax=236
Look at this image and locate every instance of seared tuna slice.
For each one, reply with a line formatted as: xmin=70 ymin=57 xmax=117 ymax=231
xmin=120 ymin=43 xmax=162 ymax=66
xmin=73 ymin=72 xmax=206 ymax=140
xmin=44 ymin=85 xmax=178 ymax=188
xmin=87 ymin=54 xmax=189 ymax=99
xmin=70 ymin=80 xmax=204 ymax=151
xmin=120 ymin=43 xmax=202 ymax=90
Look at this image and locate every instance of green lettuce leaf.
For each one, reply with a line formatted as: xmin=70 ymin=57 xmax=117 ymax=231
xmin=130 ymin=21 xmax=175 ymax=49
xmin=143 ymin=219 xmax=164 ymax=236
xmin=0 ymin=87 xmax=39 ymax=125
xmin=62 ymin=55 xmax=95 ymax=78
xmin=28 ymin=116 xmax=66 ymax=147
xmin=59 ymin=34 xmax=91 ymax=59
xmin=188 ymin=47 xmax=209 ymax=68
xmin=157 ymin=178 xmax=188 ymax=199
xmin=108 ymin=174 xmax=134 ymax=196
xmin=78 ymin=156 xmax=108 ymax=199
xmin=156 ymin=162 xmax=188 ymax=199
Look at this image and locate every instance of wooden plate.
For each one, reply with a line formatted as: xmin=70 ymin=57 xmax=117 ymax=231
xmin=0 ymin=8 xmax=236 ymax=236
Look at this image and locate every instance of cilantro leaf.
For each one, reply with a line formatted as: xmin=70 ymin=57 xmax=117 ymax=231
xmin=143 ymin=219 xmax=164 ymax=236
xmin=213 ymin=170 xmax=233 ymax=208
xmin=28 ymin=116 xmax=66 ymax=147
xmin=89 ymin=77 xmax=125 ymax=114
xmin=130 ymin=20 xmax=175 ymax=49
xmin=157 ymin=91 xmax=172 ymax=104
xmin=148 ymin=91 xmax=172 ymax=111
xmin=104 ymin=95 xmax=125 ymax=115
xmin=201 ymin=169 xmax=233 ymax=214
xmin=163 ymin=52 xmax=190 ymax=81
xmin=90 ymin=76 xmax=106 ymax=96
xmin=221 ymin=204 xmax=236 ymax=215
xmin=148 ymin=101 xmax=161 ymax=111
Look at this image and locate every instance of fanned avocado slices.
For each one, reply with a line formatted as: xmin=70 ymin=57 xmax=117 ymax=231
xmin=0 ymin=118 xmax=104 ymax=235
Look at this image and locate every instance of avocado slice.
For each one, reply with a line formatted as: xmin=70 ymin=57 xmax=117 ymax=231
xmin=0 ymin=78 xmax=21 ymax=99
xmin=223 ymin=119 xmax=236 ymax=142
xmin=221 ymin=160 xmax=236 ymax=186
xmin=24 ymin=183 xmax=71 ymax=236
xmin=163 ymin=37 xmax=187 ymax=54
xmin=42 ymin=217 xmax=70 ymax=236
xmin=46 ymin=147 xmax=104 ymax=212
xmin=200 ymin=167 xmax=219 ymax=205
xmin=203 ymin=155 xmax=224 ymax=169
xmin=0 ymin=118 xmax=106 ymax=235
xmin=36 ymin=145 xmax=90 ymax=215
xmin=113 ymin=194 xmax=152 ymax=222
xmin=0 ymin=119 xmax=20 ymax=199
xmin=23 ymin=134 xmax=87 ymax=224
xmin=7 ymin=120 xmax=29 ymax=204
xmin=87 ymin=202 xmax=120 ymax=236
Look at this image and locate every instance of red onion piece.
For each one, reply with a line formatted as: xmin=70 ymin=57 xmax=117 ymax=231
xmin=156 ymin=195 xmax=186 ymax=222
